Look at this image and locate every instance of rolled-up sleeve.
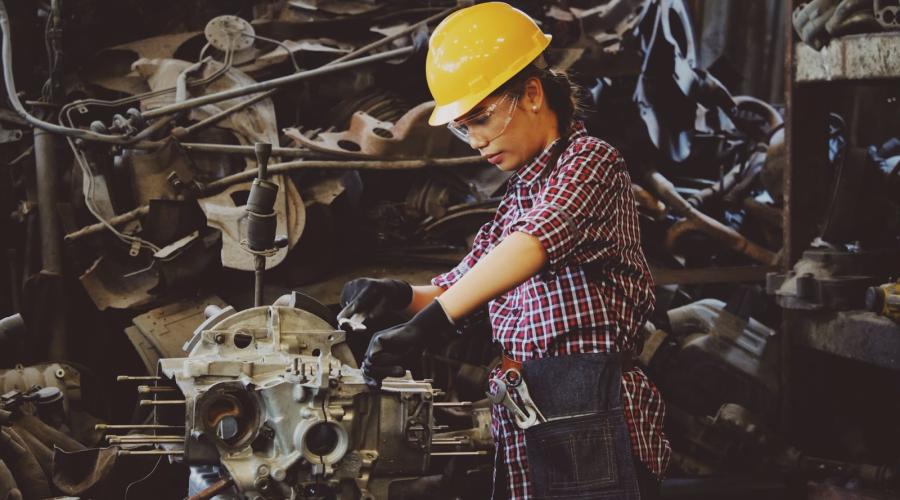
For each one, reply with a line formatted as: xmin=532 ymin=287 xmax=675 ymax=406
xmin=508 ymin=140 xmax=624 ymax=270
xmin=431 ymin=219 xmax=498 ymax=290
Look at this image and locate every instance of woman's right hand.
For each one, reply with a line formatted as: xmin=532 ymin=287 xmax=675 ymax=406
xmin=336 ymin=278 xmax=413 ymax=332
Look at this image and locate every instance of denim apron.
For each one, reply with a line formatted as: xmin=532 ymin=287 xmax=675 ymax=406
xmin=519 ymin=352 xmax=641 ymax=499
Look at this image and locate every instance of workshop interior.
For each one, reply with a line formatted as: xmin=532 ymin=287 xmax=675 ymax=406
xmin=0 ymin=0 xmax=898 ymax=499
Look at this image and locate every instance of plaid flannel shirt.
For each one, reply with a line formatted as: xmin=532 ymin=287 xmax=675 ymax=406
xmin=432 ymin=122 xmax=670 ymax=499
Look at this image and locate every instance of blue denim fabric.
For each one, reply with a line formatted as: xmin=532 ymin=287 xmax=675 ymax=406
xmin=521 ymin=353 xmax=641 ymax=499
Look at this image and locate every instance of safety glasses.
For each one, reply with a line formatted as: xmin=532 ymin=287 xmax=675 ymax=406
xmin=446 ymin=92 xmax=519 ymax=144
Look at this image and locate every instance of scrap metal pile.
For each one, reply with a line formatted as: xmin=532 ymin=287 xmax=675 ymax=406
xmin=0 ymin=0 xmax=897 ymax=498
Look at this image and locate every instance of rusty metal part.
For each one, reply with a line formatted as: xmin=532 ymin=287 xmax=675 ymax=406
xmin=64 ymin=206 xmax=150 ymax=242
xmin=285 ymin=101 xmax=454 ymax=159
xmin=743 ymin=197 xmax=783 ymax=229
xmin=187 ymin=477 xmax=235 ymax=500
xmin=632 ymin=184 xmax=666 ymax=219
xmin=647 ymin=171 xmax=777 ymax=264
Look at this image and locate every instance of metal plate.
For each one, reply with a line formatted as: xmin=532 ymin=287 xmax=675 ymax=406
xmin=204 ymin=15 xmax=255 ymax=52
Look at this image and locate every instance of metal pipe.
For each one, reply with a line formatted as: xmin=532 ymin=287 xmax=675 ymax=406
xmin=142 ymin=47 xmax=414 ymax=120
xmin=200 ymin=156 xmax=483 ymax=194
xmin=647 ymin=171 xmax=777 ymax=264
xmin=33 ymin=126 xmax=66 ymax=361
xmin=34 ymin=128 xmax=62 ymax=274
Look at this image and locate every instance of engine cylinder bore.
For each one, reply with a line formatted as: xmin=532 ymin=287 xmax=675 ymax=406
xmin=296 ymin=420 xmax=349 ymax=467
xmin=305 ymin=422 xmax=339 ymax=456
xmin=196 ymin=383 xmax=261 ymax=450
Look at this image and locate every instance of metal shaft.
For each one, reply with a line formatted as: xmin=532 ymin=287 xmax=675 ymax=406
xmin=142 ymin=46 xmax=413 ymax=120
xmin=139 ymin=400 xmax=186 ymax=406
xmin=96 ymin=424 xmax=184 ymax=431
xmin=117 ymin=375 xmax=161 ymax=382
xmin=254 ymin=256 xmax=265 ymax=307
xmin=137 ymin=385 xmax=177 ymax=394
xmin=118 ymin=450 xmax=183 ymax=456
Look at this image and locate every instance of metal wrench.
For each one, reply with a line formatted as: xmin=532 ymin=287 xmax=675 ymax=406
xmin=486 ymin=377 xmax=531 ymax=424
xmin=501 ymin=368 xmax=546 ymax=428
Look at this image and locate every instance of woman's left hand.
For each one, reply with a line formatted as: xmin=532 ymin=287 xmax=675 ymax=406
xmin=362 ymin=300 xmax=455 ymax=386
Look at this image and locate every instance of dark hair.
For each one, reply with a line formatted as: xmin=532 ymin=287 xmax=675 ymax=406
xmin=494 ymin=61 xmax=588 ymax=137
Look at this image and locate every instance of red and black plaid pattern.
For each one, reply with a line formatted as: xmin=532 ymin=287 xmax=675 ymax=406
xmin=433 ymin=122 xmax=670 ymax=499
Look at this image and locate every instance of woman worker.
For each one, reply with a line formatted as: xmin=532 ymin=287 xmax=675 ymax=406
xmin=338 ymin=3 xmax=670 ymax=498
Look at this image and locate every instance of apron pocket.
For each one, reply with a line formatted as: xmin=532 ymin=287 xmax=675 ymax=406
xmin=525 ymin=410 xmax=625 ymax=498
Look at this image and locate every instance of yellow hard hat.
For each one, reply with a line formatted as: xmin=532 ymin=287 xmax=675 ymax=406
xmin=426 ymin=2 xmax=552 ymax=126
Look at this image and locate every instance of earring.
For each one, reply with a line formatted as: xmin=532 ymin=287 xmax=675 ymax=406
xmin=531 ymin=105 xmax=538 ymax=112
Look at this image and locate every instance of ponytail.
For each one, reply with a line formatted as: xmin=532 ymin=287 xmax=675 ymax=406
xmin=495 ymin=59 xmax=588 ymax=137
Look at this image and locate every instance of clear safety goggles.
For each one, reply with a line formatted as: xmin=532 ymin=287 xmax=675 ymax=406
xmin=446 ymin=92 xmax=519 ymax=144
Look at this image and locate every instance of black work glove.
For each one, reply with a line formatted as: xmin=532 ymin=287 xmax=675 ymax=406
xmin=362 ymin=300 xmax=456 ymax=387
xmin=337 ymin=278 xmax=413 ymax=332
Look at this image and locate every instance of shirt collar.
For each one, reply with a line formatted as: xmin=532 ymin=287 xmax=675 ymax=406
xmin=512 ymin=121 xmax=588 ymax=186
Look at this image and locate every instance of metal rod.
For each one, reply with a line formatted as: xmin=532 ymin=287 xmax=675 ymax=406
xmin=188 ymin=477 xmax=235 ymax=500
xmin=96 ymin=424 xmax=184 ymax=431
xmin=432 ymin=402 xmax=472 ymax=407
xmin=254 ymin=256 xmax=265 ymax=307
xmin=139 ymin=400 xmax=186 ymax=406
xmin=64 ymin=206 xmax=149 ymax=242
xmin=110 ymin=435 xmax=183 ymax=439
xmin=178 ymin=90 xmax=275 ymax=137
xmin=200 ymin=156 xmax=483 ymax=195
xmin=429 ymin=451 xmax=489 ymax=456
xmin=117 ymin=375 xmax=161 ymax=382
xmin=117 ymin=450 xmax=184 ymax=456
xmin=108 ymin=437 xmax=184 ymax=444
xmin=137 ymin=386 xmax=177 ymax=394
xmin=142 ymin=46 xmax=414 ymax=120
xmin=178 ymin=142 xmax=319 ymax=157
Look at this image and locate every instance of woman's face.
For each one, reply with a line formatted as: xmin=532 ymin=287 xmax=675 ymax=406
xmin=448 ymin=78 xmax=559 ymax=172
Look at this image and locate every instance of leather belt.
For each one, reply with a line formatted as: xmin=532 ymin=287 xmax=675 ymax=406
xmin=501 ymin=353 xmax=523 ymax=373
xmin=501 ymin=351 xmax=635 ymax=373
